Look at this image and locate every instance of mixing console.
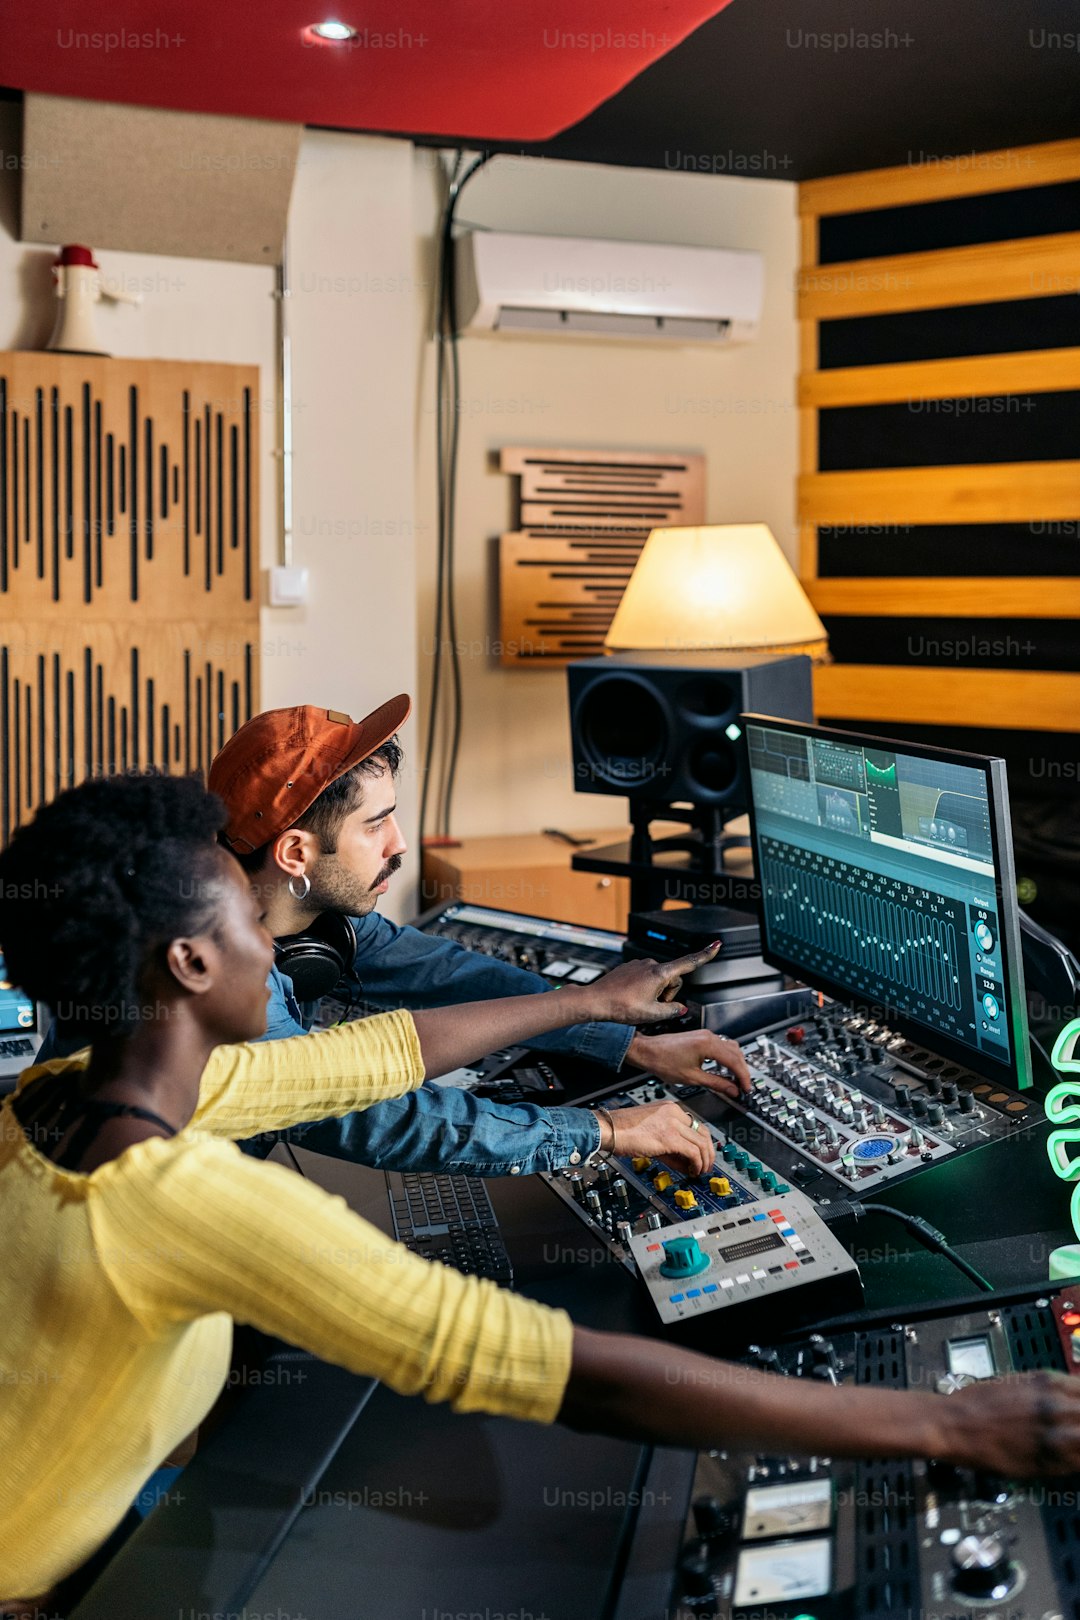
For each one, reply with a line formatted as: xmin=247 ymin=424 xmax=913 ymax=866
xmin=543 ymin=996 xmax=1049 ymax=1285
xmin=727 ymin=1002 xmax=1038 ymax=1193
xmin=663 ymin=1281 xmax=1080 ymax=1620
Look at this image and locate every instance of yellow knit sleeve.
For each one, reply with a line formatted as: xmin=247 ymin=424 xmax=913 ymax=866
xmin=90 ymin=1135 xmax=573 ymax=1425
xmin=188 ymin=1008 xmax=425 ymax=1137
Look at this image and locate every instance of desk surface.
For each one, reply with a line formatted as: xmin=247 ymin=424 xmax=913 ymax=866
xmin=73 ymin=1073 xmax=1071 ymax=1620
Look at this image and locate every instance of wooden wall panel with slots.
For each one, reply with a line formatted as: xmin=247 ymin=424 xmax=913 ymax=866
xmin=0 ymin=352 xmax=260 ymax=843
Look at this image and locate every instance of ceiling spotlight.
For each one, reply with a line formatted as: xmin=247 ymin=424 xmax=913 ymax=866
xmin=308 ymin=19 xmax=356 ymax=41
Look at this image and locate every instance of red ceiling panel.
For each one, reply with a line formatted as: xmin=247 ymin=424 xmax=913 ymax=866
xmin=1 ymin=2 xmax=734 ymax=141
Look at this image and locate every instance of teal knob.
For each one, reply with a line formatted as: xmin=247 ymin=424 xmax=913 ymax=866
xmin=722 ymin=1142 xmax=738 ymax=1163
xmin=747 ymin=1161 xmax=762 ymax=1182
xmin=761 ymin=1170 xmax=778 ymax=1192
xmin=659 ymin=1235 xmax=711 ymax=1279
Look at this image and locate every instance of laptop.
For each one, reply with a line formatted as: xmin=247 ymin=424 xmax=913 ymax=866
xmin=0 ymin=948 xmax=45 ymax=1090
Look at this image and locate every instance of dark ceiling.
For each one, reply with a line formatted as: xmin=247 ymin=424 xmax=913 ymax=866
xmin=473 ymin=0 xmax=1080 ymax=180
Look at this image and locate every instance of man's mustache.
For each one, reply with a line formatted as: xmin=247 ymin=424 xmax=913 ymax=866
xmin=370 ymin=853 xmax=404 ymax=889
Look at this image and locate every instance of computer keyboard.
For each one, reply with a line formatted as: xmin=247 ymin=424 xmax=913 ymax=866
xmin=0 ymin=1037 xmax=34 ymax=1057
xmin=385 ymin=1171 xmax=514 ymax=1286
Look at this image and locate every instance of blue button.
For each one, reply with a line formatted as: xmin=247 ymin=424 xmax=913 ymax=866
xmin=686 ymin=1288 xmax=702 ymax=1298
xmin=669 ymin=1293 xmax=685 ymax=1303
xmin=752 ymin=1212 xmax=767 ymax=1221
xmin=702 ymin=1284 xmax=718 ymax=1293
xmin=781 ymin=1227 xmax=795 ymax=1237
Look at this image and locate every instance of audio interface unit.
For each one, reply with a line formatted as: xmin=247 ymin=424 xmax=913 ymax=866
xmin=627 ymin=1187 xmax=863 ymax=1339
xmin=659 ymin=1280 xmax=1080 ymax=1620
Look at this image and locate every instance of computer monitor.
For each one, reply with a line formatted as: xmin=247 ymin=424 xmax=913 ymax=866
xmin=0 ymin=948 xmax=36 ymax=1038
xmin=743 ymin=715 xmax=1032 ymax=1089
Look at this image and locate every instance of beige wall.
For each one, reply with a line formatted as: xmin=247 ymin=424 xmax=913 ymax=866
xmin=411 ymin=151 xmax=799 ymax=841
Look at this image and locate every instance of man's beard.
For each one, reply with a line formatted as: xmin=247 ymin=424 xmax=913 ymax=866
xmin=307 ymin=852 xmax=403 ymax=917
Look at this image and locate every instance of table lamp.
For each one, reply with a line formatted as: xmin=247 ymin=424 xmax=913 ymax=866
xmin=604 ymin=522 xmax=828 ymax=660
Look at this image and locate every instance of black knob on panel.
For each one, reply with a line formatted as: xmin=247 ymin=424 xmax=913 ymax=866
xmin=958 ymin=1091 xmax=976 ymax=1113
xmin=693 ymin=1494 xmax=735 ymax=1539
xmin=911 ymin=1093 xmax=928 ymax=1117
xmin=941 ymin=1081 xmax=959 ymax=1105
xmin=893 ymin=1082 xmax=911 ymax=1108
xmin=925 ymin=1073 xmax=942 ymax=1096
xmin=926 ymin=1102 xmax=945 ymax=1126
xmin=679 ymin=1542 xmax=718 ymax=1606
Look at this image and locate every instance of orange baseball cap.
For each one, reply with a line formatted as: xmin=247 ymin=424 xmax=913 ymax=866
xmin=209 ymin=696 xmax=411 ymax=853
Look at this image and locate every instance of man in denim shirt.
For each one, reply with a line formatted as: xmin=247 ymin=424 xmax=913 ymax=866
xmin=38 ymin=699 xmax=749 ymax=1177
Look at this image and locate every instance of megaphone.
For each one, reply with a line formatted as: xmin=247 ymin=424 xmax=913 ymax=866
xmin=46 ymin=244 xmax=140 ymax=357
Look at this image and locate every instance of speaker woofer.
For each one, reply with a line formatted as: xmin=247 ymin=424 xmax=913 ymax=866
xmin=573 ymin=674 xmax=671 ymax=793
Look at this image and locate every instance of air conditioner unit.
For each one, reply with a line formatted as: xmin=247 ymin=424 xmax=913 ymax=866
xmin=454 ymin=230 xmax=763 ymax=346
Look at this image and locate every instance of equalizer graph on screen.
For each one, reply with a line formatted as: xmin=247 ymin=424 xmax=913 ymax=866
xmin=761 ymin=842 xmax=963 ymax=1012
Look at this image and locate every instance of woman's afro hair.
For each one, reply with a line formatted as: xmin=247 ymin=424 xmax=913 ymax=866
xmin=0 ymin=772 xmax=229 ymax=1042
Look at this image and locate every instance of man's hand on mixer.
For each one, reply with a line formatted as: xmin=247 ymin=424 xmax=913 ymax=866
xmin=625 ymin=1029 xmax=751 ymax=1099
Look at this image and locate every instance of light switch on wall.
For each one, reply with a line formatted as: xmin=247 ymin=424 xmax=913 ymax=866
xmin=268 ymin=565 xmax=309 ymax=606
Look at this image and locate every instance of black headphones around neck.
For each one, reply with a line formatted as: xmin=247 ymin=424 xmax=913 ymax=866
xmin=273 ymin=911 xmax=358 ymax=1003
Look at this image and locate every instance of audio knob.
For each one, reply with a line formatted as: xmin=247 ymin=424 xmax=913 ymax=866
xmin=950 ymin=1534 xmax=1015 ymax=1600
xmin=616 ymin=1219 xmax=634 ymax=1244
xmin=693 ymin=1493 xmax=735 ymax=1538
xmin=751 ymin=1345 xmax=782 ymax=1372
xmin=586 ymin=1190 xmax=602 ymax=1215
xmin=958 ymin=1090 xmax=976 ymax=1113
xmin=568 ymin=1172 xmax=585 ymax=1202
xmin=926 ymin=1102 xmax=944 ymax=1126
xmin=646 ymin=1212 xmax=663 ymax=1230
xmin=613 ymin=1178 xmax=631 ymax=1205
xmin=925 ymin=1073 xmax=942 ymax=1097
xmin=941 ymin=1081 xmax=959 ymax=1105
xmin=596 ymin=1162 xmax=616 ymax=1185
xmin=893 ymin=1082 xmax=911 ymax=1108
xmin=679 ymin=1543 xmax=718 ymax=1612
xmin=911 ymin=1093 xmax=928 ymax=1117
xmin=660 ymin=1235 xmax=710 ymax=1279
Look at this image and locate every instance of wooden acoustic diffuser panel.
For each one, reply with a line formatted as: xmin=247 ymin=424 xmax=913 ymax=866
xmin=797 ymin=139 xmax=1080 ymax=790
xmin=498 ymin=446 xmax=705 ymax=665
xmin=0 ymin=352 xmax=259 ymax=843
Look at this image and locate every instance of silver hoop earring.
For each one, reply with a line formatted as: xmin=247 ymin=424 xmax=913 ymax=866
xmin=288 ymin=873 xmax=311 ymax=902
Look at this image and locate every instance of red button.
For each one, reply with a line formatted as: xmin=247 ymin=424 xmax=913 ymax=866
xmin=784 ymin=1260 xmax=799 ymax=1270
xmin=768 ymin=1209 xmax=783 ymax=1217
xmin=1063 ymin=1310 xmax=1080 ymax=1327
xmin=646 ymin=1243 xmax=661 ymax=1252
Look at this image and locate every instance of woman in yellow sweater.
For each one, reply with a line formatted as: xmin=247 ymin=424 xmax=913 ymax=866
xmin=1 ymin=772 xmax=1079 ymax=1615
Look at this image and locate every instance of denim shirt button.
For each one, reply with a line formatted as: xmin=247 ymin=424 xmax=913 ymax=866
xmin=568 ymin=1150 xmax=581 ymax=1165
xmin=509 ymin=1164 xmax=521 ymax=1175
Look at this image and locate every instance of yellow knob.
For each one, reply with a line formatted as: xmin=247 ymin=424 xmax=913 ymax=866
xmin=631 ymin=1156 xmax=651 ymax=1172
xmin=674 ymin=1189 xmax=698 ymax=1210
xmin=709 ymin=1176 xmax=732 ymax=1197
xmin=653 ymin=1171 xmax=673 ymax=1192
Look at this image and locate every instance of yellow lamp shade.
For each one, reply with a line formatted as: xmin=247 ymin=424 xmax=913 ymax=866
xmin=604 ymin=524 xmax=828 ymax=660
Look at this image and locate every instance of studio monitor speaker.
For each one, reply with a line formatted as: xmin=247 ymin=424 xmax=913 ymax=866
xmin=21 ymin=93 xmax=301 ymax=264
xmin=567 ymin=651 xmax=813 ymax=808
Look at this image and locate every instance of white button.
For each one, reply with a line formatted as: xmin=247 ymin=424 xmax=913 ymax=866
xmin=510 ymin=1164 xmax=521 ymax=1175
xmin=569 ymin=1151 xmax=581 ymax=1165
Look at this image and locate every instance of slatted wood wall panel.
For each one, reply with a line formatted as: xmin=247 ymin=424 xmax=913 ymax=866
xmin=497 ymin=446 xmax=705 ymax=665
xmin=797 ymin=141 xmax=1080 ymax=792
xmin=0 ymin=352 xmax=259 ymax=842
